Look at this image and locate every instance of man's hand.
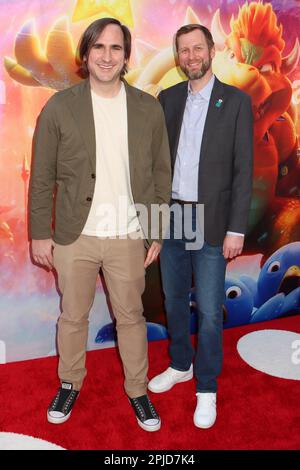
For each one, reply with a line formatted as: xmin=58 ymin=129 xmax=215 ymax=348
xmin=144 ymin=241 xmax=161 ymax=268
xmin=31 ymin=239 xmax=55 ymax=270
xmin=223 ymin=234 xmax=244 ymax=260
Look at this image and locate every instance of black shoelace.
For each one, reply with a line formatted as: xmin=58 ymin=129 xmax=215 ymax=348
xmin=130 ymin=395 xmax=159 ymax=421
xmin=49 ymin=388 xmax=79 ymax=414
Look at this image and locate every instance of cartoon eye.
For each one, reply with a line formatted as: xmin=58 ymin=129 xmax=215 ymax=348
xmin=267 ymin=261 xmax=280 ymax=273
xmin=260 ymin=63 xmax=273 ymax=72
xmin=226 ymin=286 xmax=242 ymax=299
xmin=228 ymin=50 xmax=236 ymax=60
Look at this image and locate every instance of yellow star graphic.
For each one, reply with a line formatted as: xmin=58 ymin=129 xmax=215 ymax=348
xmin=72 ymin=0 xmax=134 ymax=27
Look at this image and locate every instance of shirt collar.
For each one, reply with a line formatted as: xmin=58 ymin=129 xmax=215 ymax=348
xmin=188 ymin=74 xmax=215 ymax=101
xmin=91 ymin=81 xmax=125 ymax=101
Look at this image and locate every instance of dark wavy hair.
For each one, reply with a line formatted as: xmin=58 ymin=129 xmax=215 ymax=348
xmin=77 ymin=17 xmax=131 ymax=78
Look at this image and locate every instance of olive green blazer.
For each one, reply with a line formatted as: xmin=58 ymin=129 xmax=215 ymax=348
xmin=29 ymin=79 xmax=171 ymax=245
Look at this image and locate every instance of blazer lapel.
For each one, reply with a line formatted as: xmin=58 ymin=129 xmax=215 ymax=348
xmin=199 ymin=77 xmax=225 ymax=164
xmin=67 ymin=79 xmax=96 ymax=171
xmin=171 ymin=82 xmax=188 ymax=167
xmin=125 ymin=81 xmax=148 ymax=181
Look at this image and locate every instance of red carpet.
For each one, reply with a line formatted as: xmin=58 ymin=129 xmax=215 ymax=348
xmin=1 ymin=316 xmax=300 ymax=450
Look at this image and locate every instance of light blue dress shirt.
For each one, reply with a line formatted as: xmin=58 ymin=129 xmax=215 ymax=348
xmin=172 ymin=75 xmax=214 ymax=202
xmin=172 ymin=74 xmax=243 ymax=237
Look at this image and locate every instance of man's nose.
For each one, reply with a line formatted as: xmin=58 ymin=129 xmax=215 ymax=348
xmin=188 ymin=50 xmax=196 ymax=61
xmin=102 ymin=48 xmax=112 ymax=61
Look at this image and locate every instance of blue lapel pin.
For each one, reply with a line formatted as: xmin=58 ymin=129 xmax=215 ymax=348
xmin=215 ymin=98 xmax=223 ymax=108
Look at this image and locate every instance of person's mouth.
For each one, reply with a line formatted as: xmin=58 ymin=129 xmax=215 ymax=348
xmin=97 ymin=64 xmax=114 ymax=70
xmin=188 ymin=62 xmax=200 ymax=68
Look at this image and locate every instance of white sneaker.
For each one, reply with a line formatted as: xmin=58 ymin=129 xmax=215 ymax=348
xmin=193 ymin=392 xmax=217 ymax=429
xmin=148 ymin=365 xmax=193 ymax=393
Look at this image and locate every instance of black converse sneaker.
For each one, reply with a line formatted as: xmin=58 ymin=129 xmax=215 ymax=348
xmin=47 ymin=382 xmax=79 ymax=424
xmin=129 ymin=394 xmax=161 ymax=432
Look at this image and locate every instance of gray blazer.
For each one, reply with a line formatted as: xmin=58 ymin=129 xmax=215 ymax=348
xmin=158 ymin=77 xmax=253 ymax=245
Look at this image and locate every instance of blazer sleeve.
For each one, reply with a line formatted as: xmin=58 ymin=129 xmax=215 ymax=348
xmin=29 ymin=99 xmax=59 ymax=240
xmin=228 ymin=93 xmax=253 ymax=234
xmin=157 ymin=90 xmax=165 ymax=111
xmin=151 ymin=101 xmax=171 ymax=205
xmin=147 ymin=99 xmax=171 ymax=243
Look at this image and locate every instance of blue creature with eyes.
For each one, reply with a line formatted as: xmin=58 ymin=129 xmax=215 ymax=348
xmin=95 ymin=243 xmax=300 ymax=343
xmin=250 ymin=242 xmax=300 ymax=322
xmin=190 ymin=242 xmax=300 ymax=330
xmin=223 ymin=278 xmax=254 ymax=328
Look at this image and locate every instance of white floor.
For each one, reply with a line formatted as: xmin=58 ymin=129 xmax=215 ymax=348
xmin=237 ymin=329 xmax=300 ymax=380
xmin=0 ymin=432 xmax=65 ymax=450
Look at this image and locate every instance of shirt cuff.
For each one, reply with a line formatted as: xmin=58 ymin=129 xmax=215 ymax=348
xmin=226 ymin=231 xmax=244 ymax=237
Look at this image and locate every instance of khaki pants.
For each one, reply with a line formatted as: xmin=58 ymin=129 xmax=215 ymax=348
xmin=53 ymin=234 xmax=148 ymax=398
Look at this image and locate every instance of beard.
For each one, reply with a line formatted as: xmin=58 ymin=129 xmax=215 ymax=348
xmin=182 ymin=56 xmax=212 ymax=80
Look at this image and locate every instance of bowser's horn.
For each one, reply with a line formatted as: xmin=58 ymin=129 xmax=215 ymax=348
xmin=281 ymin=38 xmax=300 ymax=75
xmin=135 ymin=47 xmax=176 ymax=89
xmin=183 ymin=6 xmax=201 ymax=25
xmin=211 ymin=9 xmax=226 ymax=50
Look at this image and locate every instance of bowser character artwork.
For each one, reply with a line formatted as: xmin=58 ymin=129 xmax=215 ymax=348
xmin=4 ymin=1 xmax=300 ymax=253
xmin=211 ymin=2 xmax=300 ymax=240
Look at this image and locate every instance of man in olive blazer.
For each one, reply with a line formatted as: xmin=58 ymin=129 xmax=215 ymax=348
xmin=29 ymin=18 xmax=171 ymax=432
xmin=30 ymin=76 xmax=170 ymax=248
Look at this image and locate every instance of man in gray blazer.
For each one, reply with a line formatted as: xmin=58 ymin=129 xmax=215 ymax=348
xmin=148 ymin=24 xmax=253 ymax=428
xmin=29 ymin=17 xmax=171 ymax=431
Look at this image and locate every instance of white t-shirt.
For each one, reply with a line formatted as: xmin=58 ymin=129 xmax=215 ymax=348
xmin=82 ymin=83 xmax=140 ymax=237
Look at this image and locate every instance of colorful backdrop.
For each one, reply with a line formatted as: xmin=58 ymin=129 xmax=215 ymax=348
xmin=1 ymin=0 xmax=300 ymax=363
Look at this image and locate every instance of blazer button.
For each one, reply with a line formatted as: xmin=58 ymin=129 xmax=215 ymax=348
xmin=86 ymin=197 xmax=92 ymax=202
xmin=91 ymin=173 xmax=95 ymax=179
